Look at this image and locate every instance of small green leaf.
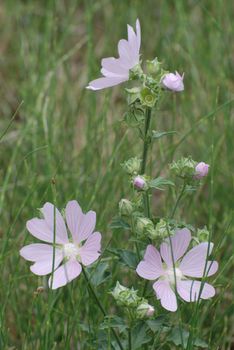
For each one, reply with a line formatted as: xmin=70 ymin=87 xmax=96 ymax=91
xmin=132 ymin=322 xmax=151 ymax=349
xmin=148 ymin=177 xmax=175 ymax=190
xmin=169 ymin=327 xmax=208 ymax=348
xmin=100 ymin=315 xmax=127 ymax=334
xmin=108 ymin=248 xmax=138 ymax=269
xmin=152 ymin=130 xmax=177 ymax=139
xmin=110 ymin=216 xmax=131 ymax=230
xmin=90 ymin=262 xmax=110 ymax=287
xmin=146 ymin=316 xmax=167 ymax=333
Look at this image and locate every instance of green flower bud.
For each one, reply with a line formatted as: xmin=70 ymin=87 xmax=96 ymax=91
xmin=136 ymin=302 xmax=155 ymax=319
xmin=140 ymin=87 xmax=158 ymax=108
xmin=119 ymin=199 xmax=134 ymax=216
xmin=111 ymin=282 xmax=141 ymax=308
xmin=197 ymin=226 xmax=209 ymax=242
xmin=146 ymin=58 xmax=162 ymax=76
xmin=170 ymin=156 xmax=196 ymax=178
xmin=154 ymin=219 xmax=172 ymax=240
xmin=129 ymin=63 xmax=144 ymax=80
xmin=135 ymin=216 xmax=155 ymax=238
xmin=122 ymin=157 xmax=142 ymax=175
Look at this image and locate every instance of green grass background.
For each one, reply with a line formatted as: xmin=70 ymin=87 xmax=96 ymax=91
xmin=0 ymin=0 xmax=233 ymax=349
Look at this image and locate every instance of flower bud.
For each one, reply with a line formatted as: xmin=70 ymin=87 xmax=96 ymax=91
xmin=133 ymin=176 xmax=146 ymax=190
xmin=122 ymin=157 xmax=142 ymax=175
xmin=140 ymin=87 xmax=157 ymax=108
xmin=119 ymin=199 xmax=134 ymax=216
xmin=135 ymin=217 xmax=154 ymax=238
xmin=197 ymin=226 xmax=209 ymax=242
xmin=146 ymin=58 xmax=162 ymax=76
xmin=136 ymin=302 xmax=155 ymax=319
xmin=194 ymin=162 xmax=209 ymax=179
xmin=161 ymin=71 xmax=184 ymax=92
xmin=170 ymin=157 xmax=196 ymax=178
xmin=111 ymin=282 xmax=141 ymax=307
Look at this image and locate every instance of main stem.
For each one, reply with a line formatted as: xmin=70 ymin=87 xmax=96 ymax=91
xmin=82 ymin=269 xmax=124 ymax=350
xmin=140 ymin=107 xmax=152 ymax=175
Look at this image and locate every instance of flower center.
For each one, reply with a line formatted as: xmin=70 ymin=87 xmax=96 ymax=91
xmin=165 ymin=267 xmax=183 ymax=285
xmin=63 ymin=243 xmax=80 ymax=260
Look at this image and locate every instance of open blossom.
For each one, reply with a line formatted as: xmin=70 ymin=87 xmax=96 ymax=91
xmin=195 ymin=162 xmax=209 ymax=179
xmin=86 ymin=19 xmax=141 ymax=90
xmin=162 ymin=71 xmax=184 ymax=92
xmin=136 ymin=228 xmax=218 ymax=312
xmin=20 ymin=200 xmax=101 ymax=289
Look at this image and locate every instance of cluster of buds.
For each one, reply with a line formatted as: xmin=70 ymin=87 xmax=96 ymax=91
xmin=122 ymin=157 xmax=142 ymax=176
xmin=170 ymin=157 xmax=209 ymax=181
xmin=111 ymin=282 xmax=154 ymax=319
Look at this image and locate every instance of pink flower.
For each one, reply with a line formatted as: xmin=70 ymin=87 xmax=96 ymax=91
xmin=86 ymin=19 xmax=141 ymax=90
xmin=133 ymin=175 xmax=145 ymax=189
xmin=20 ymin=200 xmax=101 ymax=289
xmin=195 ymin=162 xmax=209 ymax=179
xmin=136 ymin=228 xmax=218 ymax=312
xmin=162 ymin=71 xmax=184 ymax=92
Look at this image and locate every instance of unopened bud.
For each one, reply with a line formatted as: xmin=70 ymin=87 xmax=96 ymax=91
xmin=161 ymin=71 xmax=184 ymax=92
xmin=135 ymin=217 xmax=154 ymax=238
xmin=133 ymin=176 xmax=146 ymax=190
xmin=170 ymin=157 xmax=196 ymax=178
xmin=197 ymin=226 xmax=209 ymax=242
xmin=122 ymin=157 xmax=142 ymax=175
xmin=119 ymin=199 xmax=134 ymax=216
xmin=194 ymin=162 xmax=209 ymax=179
xmin=136 ymin=302 xmax=155 ymax=318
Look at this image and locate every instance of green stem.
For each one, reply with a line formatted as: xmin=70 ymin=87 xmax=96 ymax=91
xmin=128 ymin=327 xmax=132 ymax=350
xmin=140 ymin=107 xmax=152 ymax=175
xmin=170 ymin=181 xmax=186 ymax=219
xmin=82 ymin=269 xmax=124 ymax=350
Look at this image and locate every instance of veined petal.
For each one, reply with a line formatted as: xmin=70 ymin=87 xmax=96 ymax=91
xmin=20 ymin=243 xmax=61 ymax=262
xmin=177 ymin=280 xmax=215 ymax=302
xmin=127 ymin=24 xmax=138 ymax=61
xmin=79 ymin=232 xmax=101 ymax=266
xmin=41 ymin=203 xmax=69 ymax=244
xmin=87 ymin=76 xmax=127 ymax=90
xmin=65 ymin=200 xmax=83 ymax=243
xmin=101 ymin=57 xmax=129 ymax=76
xmin=26 ymin=218 xmax=55 ymax=243
xmin=118 ymin=39 xmax=134 ymax=67
xmin=30 ymin=250 xmax=63 ymax=276
xmin=48 ymin=259 xmax=82 ymax=289
xmin=136 ymin=245 xmax=163 ymax=280
xmin=153 ymin=280 xmax=177 ymax=312
xmin=136 ymin=19 xmax=141 ymax=52
xmin=179 ymin=242 xmax=218 ymax=277
xmin=160 ymin=228 xmax=191 ymax=267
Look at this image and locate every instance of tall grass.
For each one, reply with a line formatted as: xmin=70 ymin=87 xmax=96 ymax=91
xmin=0 ymin=0 xmax=233 ymax=348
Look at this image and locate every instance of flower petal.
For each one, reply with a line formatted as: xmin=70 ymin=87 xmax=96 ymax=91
xmin=26 ymin=218 xmax=54 ymax=243
xmin=127 ymin=24 xmax=138 ymax=62
xmin=101 ymin=57 xmax=129 ymax=76
xmin=136 ymin=19 xmax=141 ymax=52
xmin=87 ymin=76 xmax=127 ymax=90
xmin=48 ymin=260 xmax=82 ymax=289
xmin=118 ymin=39 xmax=133 ymax=66
xmin=20 ymin=243 xmax=60 ymax=262
xmin=41 ymin=203 xmax=69 ymax=244
xmin=30 ymin=250 xmax=63 ymax=276
xmin=160 ymin=228 xmax=191 ymax=267
xmin=65 ymin=200 xmax=83 ymax=243
xmin=179 ymin=242 xmax=218 ymax=277
xmin=136 ymin=245 xmax=163 ymax=280
xmin=79 ymin=232 xmax=101 ymax=266
xmin=153 ymin=280 xmax=177 ymax=312
xmin=177 ymin=280 xmax=215 ymax=302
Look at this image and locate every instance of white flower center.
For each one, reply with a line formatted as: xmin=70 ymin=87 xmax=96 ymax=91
xmin=165 ymin=267 xmax=184 ymax=285
xmin=63 ymin=243 xmax=80 ymax=260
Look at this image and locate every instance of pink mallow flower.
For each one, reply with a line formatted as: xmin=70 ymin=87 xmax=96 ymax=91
xmin=136 ymin=228 xmax=218 ymax=312
xmin=161 ymin=71 xmax=184 ymax=92
xmin=86 ymin=19 xmax=141 ymax=90
xmin=20 ymin=200 xmax=101 ymax=289
xmin=195 ymin=162 xmax=209 ymax=179
xmin=133 ymin=175 xmax=146 ymax=189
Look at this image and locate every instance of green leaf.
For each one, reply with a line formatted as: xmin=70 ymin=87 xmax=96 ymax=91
xmin=132 ymin=322 xmax=151 ymax=350
xmin=169 ymin=327 xmax=208 ymax=348
xmin=152 ymin=130 xmax=177 ymax=139
xmin=148 ymin=177 xmax=175 ymax=190
xmin=90 ymin=262 xmax=110 ymax=287
xmin=146 ymin=316 xmax=167 ymax=333
xmin=100 ymin=315 xmax=127 ymax=334
xmin=109 ymin=216 xmax=131 ymax=230
xmin=108 ymin=248 xmax=138 ymax=269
